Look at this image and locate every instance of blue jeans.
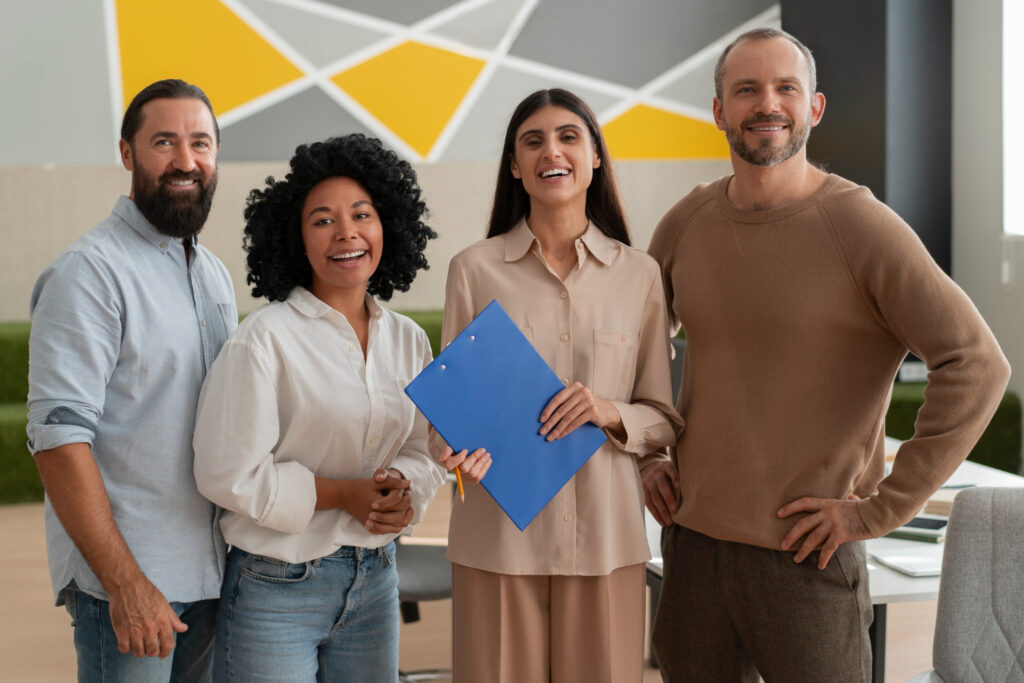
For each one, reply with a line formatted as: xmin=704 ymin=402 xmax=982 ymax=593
xmin=215 ymin=544 xmax=399 ymax=682
xmin=62 ymin=587 xmax=217 ymax=682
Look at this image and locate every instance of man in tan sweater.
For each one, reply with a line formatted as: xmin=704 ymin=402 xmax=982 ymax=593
xmin=644 ymin=28 xmax=1009 ymax=682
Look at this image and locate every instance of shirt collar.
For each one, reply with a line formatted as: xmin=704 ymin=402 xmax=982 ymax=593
xmin=286 ymin=286 xmax=382 ymax=320
xmin=503 ymin=218 xmax=619 ymax=266
xmin=113 ymin=195 xmax=199 ymax=251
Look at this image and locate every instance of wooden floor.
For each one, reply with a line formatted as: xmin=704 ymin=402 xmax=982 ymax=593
xmin=0 ymin=494 xmax=936 ymax=682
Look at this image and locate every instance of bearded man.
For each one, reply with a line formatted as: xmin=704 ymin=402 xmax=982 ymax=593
xmin=643 ymin=29 xmax=1008 ymax=681
xmin=27 ymin=79 xmax=236 ymax=682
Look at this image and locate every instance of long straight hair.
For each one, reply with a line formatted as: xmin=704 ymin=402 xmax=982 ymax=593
xmin=486 ymin=89 xmax=630 ymax=245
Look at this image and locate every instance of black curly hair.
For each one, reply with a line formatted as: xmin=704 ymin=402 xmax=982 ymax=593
xmin=244 ymin=134 xmax=435 ymax=302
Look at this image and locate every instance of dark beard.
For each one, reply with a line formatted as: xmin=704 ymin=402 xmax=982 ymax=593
xmin=132 ymin=165 xmax=217 ymax=239
xmin=724 ymin=113 xmax=809 ymax=168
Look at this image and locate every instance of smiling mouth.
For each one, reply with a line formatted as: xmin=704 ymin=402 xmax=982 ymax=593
xmin=540 ymin=169 xmax=570 ymax=178
xmin=329 ymin=250 xmax=367 ymax=262
xmin=748 ymin=125 xmax=787 ymax=132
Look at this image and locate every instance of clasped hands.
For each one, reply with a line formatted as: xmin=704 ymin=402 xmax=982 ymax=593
xmin=439 ymin=381 xmax=621 ymax=484
xmin=342 ymin=468 xmax=414 ymax=534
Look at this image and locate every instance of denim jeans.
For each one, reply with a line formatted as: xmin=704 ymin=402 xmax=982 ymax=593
xmin=62 ymin=587 xmax=217 ymax=682
xmin=215 ymin=543 xmax=399 ymax=682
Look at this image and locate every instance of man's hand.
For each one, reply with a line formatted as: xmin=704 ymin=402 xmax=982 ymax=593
xmin=539 ymin=382 xmax=622 ymax=440
xmin=642 ymin=461 xmax=680 ymax=527
xmin=107 ymin=574 xmax=187 ymax=658
xmin=777 ymin=497 xmax=872 ymax=569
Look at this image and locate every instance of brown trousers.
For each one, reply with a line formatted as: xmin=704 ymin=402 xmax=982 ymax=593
xmin=652 ymin=524 xmax=872 ymax=683
xmin=451 ymin=562 xmax=646 ymax=683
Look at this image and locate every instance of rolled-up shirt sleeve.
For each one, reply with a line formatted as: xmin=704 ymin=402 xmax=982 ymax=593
xmin=28 ymin=252 xmax=121 ymax=453
xmin=193 ymin=341 xmax=317 ymax=535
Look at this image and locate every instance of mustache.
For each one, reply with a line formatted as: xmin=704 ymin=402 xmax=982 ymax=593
xmin=742 ymin=114 xmax=793 ymax=127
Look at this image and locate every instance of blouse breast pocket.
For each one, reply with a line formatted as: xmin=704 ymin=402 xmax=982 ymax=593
xmin=592 ymin=329 xmax=639 ymax=402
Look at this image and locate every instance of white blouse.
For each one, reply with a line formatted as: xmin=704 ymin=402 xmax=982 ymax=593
xmin=193 ymin=287 xmax=445 ymax=563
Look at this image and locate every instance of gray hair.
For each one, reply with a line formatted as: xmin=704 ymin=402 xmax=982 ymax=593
xmin=714 ymin=28 xmax=817 ymax=100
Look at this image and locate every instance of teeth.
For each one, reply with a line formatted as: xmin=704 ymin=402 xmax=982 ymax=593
xmin=169 ymin=179 xmax=195 ymax=186
xmin=751 ymin=126 xmax=784 ymax=131
xmin=329 ymin=251 xmax=366 ymax=261
xmin=541 ymin=169 xmax=569 ymax=178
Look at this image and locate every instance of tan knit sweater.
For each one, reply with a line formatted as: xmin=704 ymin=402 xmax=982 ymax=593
xmin=647 ymin=174 xmax=1009 ymax=549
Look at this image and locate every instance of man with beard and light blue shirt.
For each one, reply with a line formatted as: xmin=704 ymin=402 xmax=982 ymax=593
xmin=27 ymin=79 xmax=236 ymax=682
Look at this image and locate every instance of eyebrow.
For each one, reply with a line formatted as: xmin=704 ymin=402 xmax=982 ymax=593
xmin=306 ymin=199 xmax=374 ymax=219
xmin=731 ymin=76 xmax=803 ymax=88
xmin=147 ymin=131 xmax=214 ymax=143
xmin=517 ymin=123 xmax=585 ymax=142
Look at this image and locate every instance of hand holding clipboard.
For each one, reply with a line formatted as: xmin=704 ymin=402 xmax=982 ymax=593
xmin=404 ymin=300 xmax=607 ymax=531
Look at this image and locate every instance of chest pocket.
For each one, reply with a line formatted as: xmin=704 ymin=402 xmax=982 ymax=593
xmin=592 ymin=329 xmax=639 ymax=402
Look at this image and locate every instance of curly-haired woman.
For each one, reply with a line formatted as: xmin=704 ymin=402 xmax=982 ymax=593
xmin=193 ymin=134 xmax=444 ymax=682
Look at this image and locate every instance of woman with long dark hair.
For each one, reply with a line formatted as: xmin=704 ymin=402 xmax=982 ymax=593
xmin=433 ymin=89 xmax=682 ymax=682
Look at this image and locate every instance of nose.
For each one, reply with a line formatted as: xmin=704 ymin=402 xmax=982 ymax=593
xmin=171 ymin=144 xmax=197 ymax=172
xmin=754 ymin=89 xmax=781 ymax=114
xmin=334 ymin=217 xmax=359 ymax=240
xmin=542 ymin=135 xmax=563 ymax=159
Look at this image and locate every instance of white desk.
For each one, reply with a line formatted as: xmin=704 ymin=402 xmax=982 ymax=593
xmin=644 ymin=457 xmax=1024 ymax=682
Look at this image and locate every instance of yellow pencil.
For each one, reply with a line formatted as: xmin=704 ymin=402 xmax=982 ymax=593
xmin=455 ymin=467 xmax=465 ymax=503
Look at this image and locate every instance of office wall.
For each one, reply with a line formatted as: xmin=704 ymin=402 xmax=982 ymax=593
xmin=952 ymin=0 xmax=1023 ymax=405
xmin=0 ymin=159 xmax=731 ymax=317
xmin=0 ymin=0 xmax=774 ymax=319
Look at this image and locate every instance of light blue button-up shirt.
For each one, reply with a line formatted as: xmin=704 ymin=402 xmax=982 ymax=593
xmin=27 ymin=195 xmax=237 ymax=604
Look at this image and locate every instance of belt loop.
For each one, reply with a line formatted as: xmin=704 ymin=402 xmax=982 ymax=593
xmin=380 ymin=545 xmax=392 ymax=567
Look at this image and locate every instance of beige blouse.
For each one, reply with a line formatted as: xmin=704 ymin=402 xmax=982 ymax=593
xmin=430 ymin=220 xmax=682 ymax=575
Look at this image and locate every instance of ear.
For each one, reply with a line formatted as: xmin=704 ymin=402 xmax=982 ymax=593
xmin=593 ymin=152 xmax=601 ymax=169
xmin=510 ymin=156 xmax=521 ymax=180
xmin=119 ymin=139 xmax=134 ymax=171
xmin=712 ymin=97 xmax=725 ymax=131
xmin=809 ymin=92 xmax=826 ymax=128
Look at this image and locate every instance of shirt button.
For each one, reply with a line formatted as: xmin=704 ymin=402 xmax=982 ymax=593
xmin=559 ymin=333 xmax=568 ymax=342
xmin=369 ymin=436 xmax=378 ymax=444
xmin=559 ymin=291 xmax=568 ymax=300
xmin=160 ymin=242 xmax=167 ymax=249
xmin=620 ymin=335 xmax=626 ymax=343
xmin=564 ymin=514 xmax=573 ymax=522
xmin=200 ymin=320 xmax=206 ymax=327
xmin=561 ymin=377 xmax=569 ymax=386
xmin=349 ymin=345 xmax=356 ymax=352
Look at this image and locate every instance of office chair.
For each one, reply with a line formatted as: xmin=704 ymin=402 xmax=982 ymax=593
xmin=907 ymin=487 xmax=1024 ymax=682
xmin=395 ymin=538 xmax=452 ymax=683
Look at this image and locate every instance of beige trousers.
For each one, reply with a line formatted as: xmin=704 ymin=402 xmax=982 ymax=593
xmin=450 ymin=562 xmax=646 ymax=683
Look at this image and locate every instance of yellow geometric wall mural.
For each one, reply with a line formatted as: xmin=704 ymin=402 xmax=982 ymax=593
xmin=332 ymin=42 xmax=486 ymax=158
xmin=603 ymin=105 xmax=729 ymax=160
xmin=116 ymin=0 xmax=303 ymax=116
xmin=102 ymin=0 xmax=771 ymax=162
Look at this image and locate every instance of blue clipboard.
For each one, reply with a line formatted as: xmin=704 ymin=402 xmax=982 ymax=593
xmin=404 ymin=300 xmax=606 ymax=531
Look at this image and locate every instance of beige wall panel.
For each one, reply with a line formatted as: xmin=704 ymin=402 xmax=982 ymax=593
xmin=1 ymin=160 xmax=730 ymax=321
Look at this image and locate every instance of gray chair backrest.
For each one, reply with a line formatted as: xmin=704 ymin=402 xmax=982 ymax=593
xmin=933 ymin=487 xmax=1024 ymax=682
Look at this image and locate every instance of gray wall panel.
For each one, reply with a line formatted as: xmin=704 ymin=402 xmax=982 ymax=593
xmin=319 ymin=0 xmax=460 ymax=25
xmin=241 ymin=0 xmax=388 ymax=67
xmin=220 ymin=87 xmax=376 ymax=161
xmin=1 ymin=1 xmax=115 ymax=164
xmin=510 ymin=0 xmax=776 ymax=87
xmin=439 ymin=68 xmax=617 ymax=162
